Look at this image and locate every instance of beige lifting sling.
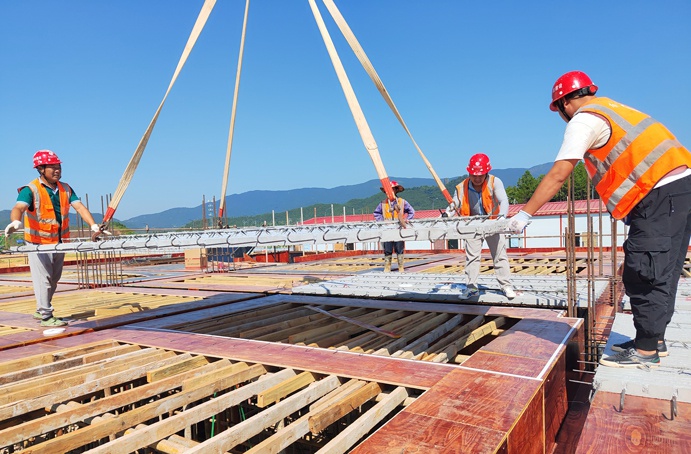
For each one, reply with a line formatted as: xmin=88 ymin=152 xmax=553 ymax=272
xmin=308 ymin=0 xmax=398 ymax=205
xmin=218 ymin=0 xmax=251 ymax=222
xmin=102 ymin=0 xmax=217 ymax=226
xmin=321 ymin=0 xmax=454 ymax=206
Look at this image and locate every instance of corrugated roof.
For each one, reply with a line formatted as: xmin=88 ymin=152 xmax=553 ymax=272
xmin=300 ymin=200 xmax=607 ymax=224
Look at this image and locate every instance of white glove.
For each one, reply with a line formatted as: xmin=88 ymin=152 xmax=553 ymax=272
xmin=4 ymin=220 xmax=22 ymax=236
xmin=508 ymin=210 xmax=532 ymax=233
xmin=91 ymin=224 xmax=112 ymax=236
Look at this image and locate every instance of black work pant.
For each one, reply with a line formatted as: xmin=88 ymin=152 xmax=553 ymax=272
xmin=383 ymin=241 xmax=405 ymax=257
xmin=622 ymin=175 xmax=691 ymax=351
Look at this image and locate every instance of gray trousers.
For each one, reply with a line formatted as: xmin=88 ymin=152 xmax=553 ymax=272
xmin=464 ymin=233 xmax=512 ymax=288
xmin=28 ymin=252 xmax=65 ymax=318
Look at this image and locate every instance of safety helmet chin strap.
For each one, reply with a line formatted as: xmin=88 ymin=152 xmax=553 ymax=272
xmin=556 ymin=100 xmax=572 ymax=122
xmin=556 ymin=87 xmax=594 ymax=122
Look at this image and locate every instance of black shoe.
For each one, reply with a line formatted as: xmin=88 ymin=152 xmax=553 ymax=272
xmin=611 ymin=339 xmax=668 ymax=357
xmin=599 ymin=347 xmax=660 ymax=368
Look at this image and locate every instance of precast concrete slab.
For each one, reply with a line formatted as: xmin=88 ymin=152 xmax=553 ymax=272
xmin=292 ymin=272 xmax=609 ymax=307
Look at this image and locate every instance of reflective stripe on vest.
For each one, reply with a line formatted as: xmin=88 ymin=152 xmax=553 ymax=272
xmin=457 ymin=175 xmax=499 ymax=217
xmin=382 ymin=197 xmax=405 ymax=220
xmin=578 ymin=97 xmax=691 ymax=219
xmin=23 ymin=179 xmax=72 ymax=244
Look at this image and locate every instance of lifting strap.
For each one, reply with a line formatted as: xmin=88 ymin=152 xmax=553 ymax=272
xmin=321 ymin=0 xmax=453 ymax=205
xmin=308 ymin=0 xmax=397 ymax=204
xmin=102 ymin=0 xmax=217 ymax=224
xmin=218 ymin=0 xmax=251 ymax=221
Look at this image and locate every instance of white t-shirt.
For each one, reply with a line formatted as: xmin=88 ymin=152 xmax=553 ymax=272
xmin=555 ymin=112 xmax=691 ymax=188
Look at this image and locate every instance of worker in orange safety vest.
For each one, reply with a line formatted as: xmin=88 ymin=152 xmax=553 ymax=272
xmin=373 ymin=181 xmax=415 ymax=272
xmin=4 ymin=150 xmax=110 ymax=327
xmin=446 ymin=153 xmax=515 ymax=300
xmin=508 ymin=71 xmax=691 ymax=368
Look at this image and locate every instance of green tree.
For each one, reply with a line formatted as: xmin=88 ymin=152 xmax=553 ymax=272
xmin=507 ymin=171 xmax=539 ymax=204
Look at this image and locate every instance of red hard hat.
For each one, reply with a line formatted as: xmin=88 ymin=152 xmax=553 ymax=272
xmin=549 ymin=71 xmax=598 ymax=111
xmin=467 ymin=153 xmax=491 ymax=175
xmin=33 ymin=150 xmax=62 ymax=168
xmin=380 ymin=180 xmax=404 ymax=193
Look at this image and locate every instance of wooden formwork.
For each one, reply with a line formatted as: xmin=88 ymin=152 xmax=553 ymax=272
xmin=161 ymin=299 xmax=517 ymax=364
xmin=0 ymin=294 xmax=583 ymax=454
xmin=0 ymin=289 xmax=261 ymax=351
xmin=0 ymin=339 xmax=422 ymax=453
xmin=0 ymin=256 xmax=587 ymax=452
xmin=130 ymin=272 xmax=316 ymax=293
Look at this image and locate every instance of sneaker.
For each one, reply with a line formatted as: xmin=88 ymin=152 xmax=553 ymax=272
xmin=611 ymin=339 xmax=668 ymax=357
xmin=459 ymin=285 xmax=480 ymax=299
xmin=33 ymin=311 xmax=42 ymax=320
xmin=503 ymin=286 xmax=516 ymax=299
xmin=599 ymin=347 xmax=660 ymax=368
xmin=40 ymin=317 xmax=67 ymax=327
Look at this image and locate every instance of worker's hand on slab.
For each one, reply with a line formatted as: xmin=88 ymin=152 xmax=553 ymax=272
xmin=4 ymin=220 xmax=22 ymax=236
xmin=508 ymin=210 xmax=532 ymax=233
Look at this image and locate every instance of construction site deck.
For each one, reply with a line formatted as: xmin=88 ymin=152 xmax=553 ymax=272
xmin=0 ymin=248 xmax=689 ymax=453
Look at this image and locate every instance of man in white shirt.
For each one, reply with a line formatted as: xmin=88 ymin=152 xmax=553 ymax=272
xmin=509 ymin=71 xmax=691 ymax=368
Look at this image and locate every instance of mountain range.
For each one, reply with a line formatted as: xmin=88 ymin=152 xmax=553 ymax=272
xmin=0 ymin=162 xmax=553 ymax=229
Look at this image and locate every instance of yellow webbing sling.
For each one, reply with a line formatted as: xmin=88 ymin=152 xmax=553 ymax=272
xmin=102 ymin=0 xmax=217 ymax=224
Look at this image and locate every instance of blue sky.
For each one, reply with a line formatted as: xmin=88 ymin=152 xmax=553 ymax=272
xmin=1 ymin=1 xmax=690 ymax=220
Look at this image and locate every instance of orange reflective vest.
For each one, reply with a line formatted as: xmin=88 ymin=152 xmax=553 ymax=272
xmin=382 ymin=197 xmax=406 ymax=221
xmin=22 ymin=179 xmax=72 ymax=245
xmin=456 ymin=175 xmax=500 ymax=218
xmin=579 ymin=97 xmax=691 ymax=219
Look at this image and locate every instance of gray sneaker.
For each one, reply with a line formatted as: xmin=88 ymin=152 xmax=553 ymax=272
xmin=459 ymin=284 xmax=480 ymax=299
xmin=611 ymin=339 xmax=668 ymax=357
xmin=599 ymin=347 xmax=660 ymax=368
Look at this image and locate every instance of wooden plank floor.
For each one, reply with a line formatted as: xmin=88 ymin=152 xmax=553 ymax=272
xmin=0 ymin=287 xmax=261 ymax=350
xmin=0 ymin=306 xmax=579 ymax=453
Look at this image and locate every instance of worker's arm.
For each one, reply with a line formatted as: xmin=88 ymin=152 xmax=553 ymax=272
xmin=4 ymin=203 xmax=28 ymax=236
xmin=373 ymin=202 xmax=385 ymax=221
xmin=508 ymin=159 xmax=579 ymax=232
xmin=522 ymin=159 xmax=579 ymax=215
xmin=445 ymin=187 xmax=462 ymax=216
xmin=403 ymin=200 xmax=415 ymax=219
xmin=9 ymin=202 xmax=28 ymax=222
xmin=493 ymin=178 xmax=510 ymax=217
xmin=71 ymin=200 xmax=97 ymax=226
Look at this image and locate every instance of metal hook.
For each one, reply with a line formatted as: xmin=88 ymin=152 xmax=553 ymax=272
xmin=356 ymin=226 xmax=382 ymax=242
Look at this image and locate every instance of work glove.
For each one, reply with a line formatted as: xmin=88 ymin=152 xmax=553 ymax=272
xmin=91 ymin=224 xmax=112 ymax=237
xmin=508 ymin=210 xmax=532 ymax=233
xmin=4 ymin=220 xmax=22 ymax=236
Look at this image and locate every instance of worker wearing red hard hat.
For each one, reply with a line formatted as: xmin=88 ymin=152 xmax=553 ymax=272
xmin=373 ymin=180 xmax=415 ymax=272
xmin=4 ymin=150 xmax=110 ymax=327
xmin=446 ymin=153 xmax=515 ymax=299
xmin=508 ymin=70 xmax=691 ymax=368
